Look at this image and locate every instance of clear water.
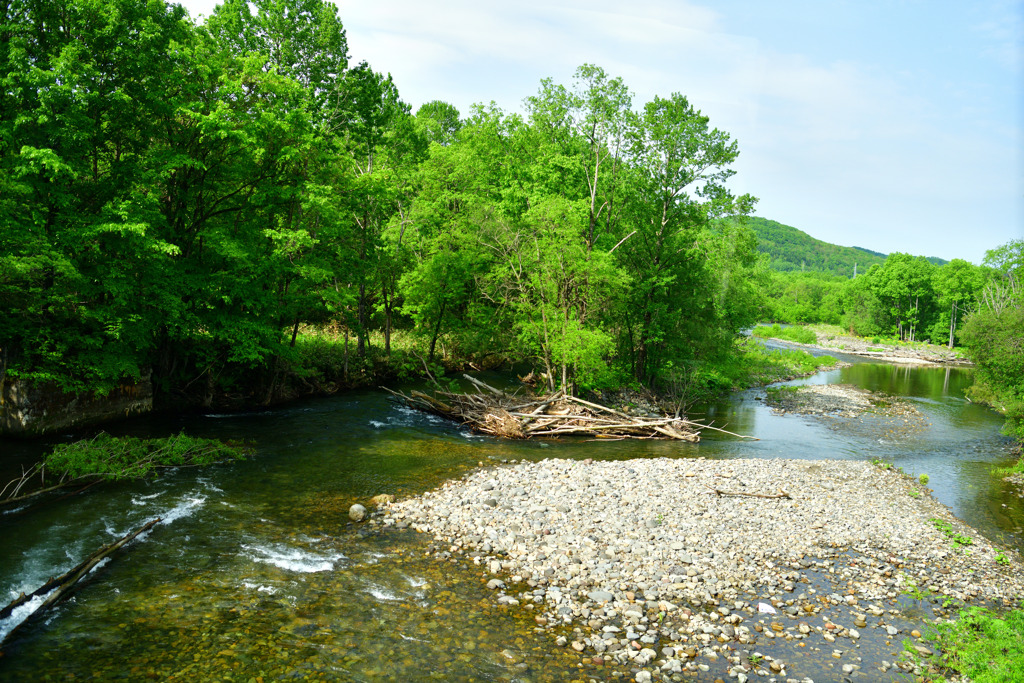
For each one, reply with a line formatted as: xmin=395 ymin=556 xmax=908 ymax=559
xmin=0 ymin=355 xmax=1019 ymax=681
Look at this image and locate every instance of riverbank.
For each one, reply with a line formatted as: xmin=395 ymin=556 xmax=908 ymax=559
xmin=381 ymin=457 xmax=1024 ymax=681
xmin=1 ymin=331 xmax=835 ymax=438
xmin=807 ymin=325 xmax=971 ymax=366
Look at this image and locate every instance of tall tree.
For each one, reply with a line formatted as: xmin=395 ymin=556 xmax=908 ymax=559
xmin=415 ymin=100 xmax=461 ymax=147
xmin=204 ymin=0 xmax=348 ymax=128
xmin=0 ymin=0 xmax=194 ymax=393
xmin=339 ymin=62 xmax=420 ymax=356
xmin=932 ymin=259 xmax=985 ymax=348
xmin=617 ymin=93 xmax=756 ymax=383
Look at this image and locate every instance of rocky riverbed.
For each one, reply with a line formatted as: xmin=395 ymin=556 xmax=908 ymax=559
xmin=763 ymin=384 xmax=923 ymax=420
xmin=379 ymin=457 xmax=1024 ymax=682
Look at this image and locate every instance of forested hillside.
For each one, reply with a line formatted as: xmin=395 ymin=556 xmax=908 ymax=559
xmin=734 ymin=216 xmax=946 ymax=276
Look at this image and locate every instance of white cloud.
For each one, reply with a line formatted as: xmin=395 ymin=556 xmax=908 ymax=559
xmin=175 ymin=0 xmax=1023 ymax=262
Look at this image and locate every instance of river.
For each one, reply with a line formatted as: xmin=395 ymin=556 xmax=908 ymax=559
xmin=0 ymin=349 xmax=1020 ymax=681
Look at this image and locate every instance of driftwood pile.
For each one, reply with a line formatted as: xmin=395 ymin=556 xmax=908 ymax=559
xmin=384 ymin=374 xmax=711 ymax=442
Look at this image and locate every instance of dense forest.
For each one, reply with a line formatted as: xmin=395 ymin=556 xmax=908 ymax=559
xmin=1 ymin=0 xmax=763 ymax=407
xmin=1 ymin=0 xmax=1020 ymax=439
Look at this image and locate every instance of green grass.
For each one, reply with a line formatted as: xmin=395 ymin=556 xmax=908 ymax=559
xmin=930 ymin=518 xmax=974 ymax=548
xmin=290 ymin=327 xmax=460 ymax=389
xmin=993 ymin=456 xmax=1024 ymax=478
xmin=654 ymin=338 xmax=837 ymax=409
xmin=905 ymin=606 xmax=1024 ymax=682
xmin=728 ymin=338 xmax=837 ymax=386
xmin=765 ymin=385 xmax=801 ymax=396
xmin=752 ymin=323 xmax=818 ymax=345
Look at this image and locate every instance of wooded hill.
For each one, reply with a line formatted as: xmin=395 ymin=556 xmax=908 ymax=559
xmin=728 ymin=216 xmax=947 ymax=277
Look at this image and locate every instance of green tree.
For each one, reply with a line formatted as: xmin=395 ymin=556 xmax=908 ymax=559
xmin=0 ymin=0 xmax=194 ymax=393
xmin=868 ymin=253 xmax=936 ymax=341
xmin=338 ymin=61 xmax=421 ymax=356
xmin=932 ymin=259 xmax=985 ymax=348
xmin=415 ymin=100 xmax=461 ymax=146
xmin=616 ymin=92 xmax=757 ymax=384
xmin=960 ymin=240 xmax=1023 ymax=441
xmin=204 ymin=0 xmax=349 ymax=127
xmin=398 ymin=105 xmax=512 ymax=363
xmin=840 ymin=274 xmax=885 ymax=336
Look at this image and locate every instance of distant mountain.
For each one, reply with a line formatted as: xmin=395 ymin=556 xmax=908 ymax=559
xmin=722 ymin=216 xmax=947 ymax=277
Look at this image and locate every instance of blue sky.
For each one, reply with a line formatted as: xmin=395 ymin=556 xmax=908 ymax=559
xmin=178 ymin=0 xmax=1023 ymax=265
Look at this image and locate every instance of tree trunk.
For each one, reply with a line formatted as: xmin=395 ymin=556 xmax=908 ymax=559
xmin=428 ymin=299 xmax=446 ymax=363
xmin=357 ymin=283 xmax=367 ymax=357
xmin=948 ymin=301 xmax=956 ymax=349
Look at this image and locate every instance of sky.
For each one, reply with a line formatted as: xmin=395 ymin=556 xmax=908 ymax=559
xmin=178 ymin=0 xmax=1023 ymax=265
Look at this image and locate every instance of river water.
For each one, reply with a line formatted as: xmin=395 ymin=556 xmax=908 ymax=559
xmin=0 ymin=350 xmax=1020 ymax=681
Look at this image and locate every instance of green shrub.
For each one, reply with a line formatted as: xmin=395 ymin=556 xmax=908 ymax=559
xmin=908 ymin=607 xmax=1024 ymax=682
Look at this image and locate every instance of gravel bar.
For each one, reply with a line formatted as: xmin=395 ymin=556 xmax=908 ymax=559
xmin=383 ymin=457 xmax=1024 ymax=681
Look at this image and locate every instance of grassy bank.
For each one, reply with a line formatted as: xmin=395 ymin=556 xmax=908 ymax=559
xmin=906 ymin=605 xmax=1024 ymax=682
xmin=752 ymin=323 xmax=818 ymax=345
xmin=661 ymin=338 xmax=838 ymax=408
xmin=808 ymin=322 xmax=970 ymax=359
xmin=292 ymin=329 xmax=836 ymax=416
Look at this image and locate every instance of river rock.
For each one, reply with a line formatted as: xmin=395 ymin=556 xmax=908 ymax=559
xmin=348 ymin=503 xmax=367 ymax=522
xmin=385 ymin=457 xmax=1024 ymax=681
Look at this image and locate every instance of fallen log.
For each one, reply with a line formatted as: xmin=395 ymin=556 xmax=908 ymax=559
xmin=0 ymin=518 xmax=161 ymax=646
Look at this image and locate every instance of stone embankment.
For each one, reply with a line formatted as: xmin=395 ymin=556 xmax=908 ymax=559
xmin=382 ymin=457 xmax=1023 ymax=681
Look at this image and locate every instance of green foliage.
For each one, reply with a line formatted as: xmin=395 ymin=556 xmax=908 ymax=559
xmin=900 ymin=573 xmax=929 ymax=600
xmin=868 ymin=252 xmax=937 ymax=342
xmin=765 ymin=385 xmax=801 ymax=398
xmin=729 ymin=216 xmax=891 ymax=276
xmin=45 ymin=432 xmax=250 ymax=481
xmin=929 ymin=518 xmax=974 ymax=547
xmin=701 ymin=338 xmax=834 ymax=395
xmin=13 ymin=0 xmax=1006 ymax=416
xmin=960 ymin=245 xmax=1024 ymax=443
xmin=994 ymin=457 xmax=1024 ymax=478
xmin=907 ymin=606 xmax=1024 ymax=683
xmin=752 ymin=324 xmax=818 ymax=345
xmin=762 ymin=270 xmax=846 ymax=324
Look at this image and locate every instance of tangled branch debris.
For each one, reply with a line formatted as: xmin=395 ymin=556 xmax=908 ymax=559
xmin=1 ymin=433 xmax=251 ymax=511
xmin=382 ymin=375 xmax=741 ymax=442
